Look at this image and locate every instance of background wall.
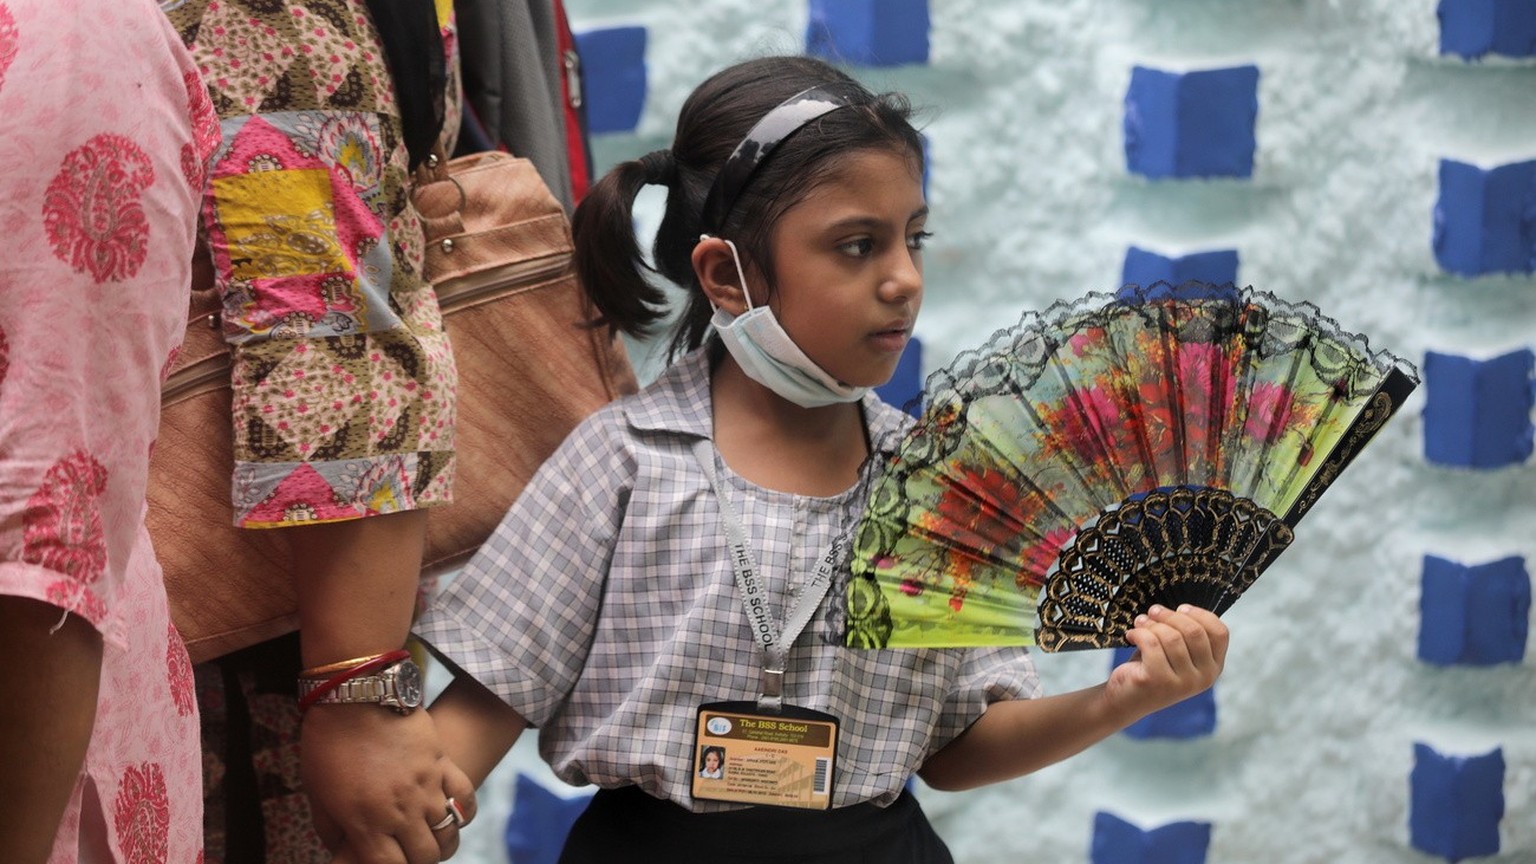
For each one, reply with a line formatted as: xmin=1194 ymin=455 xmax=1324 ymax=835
xmin=440 ymin=1 xmax=1536 ymax=861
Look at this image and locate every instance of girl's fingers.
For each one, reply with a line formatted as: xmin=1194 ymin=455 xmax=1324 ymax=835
xmin=1137 ymin=608 xmax=1195 ymax=675
xmin=1147 ymin=605 xmax=1230 ymax=684
xmin=1155 ymin=606 xmax=1231 ymax=665
xmin=1150 ymin=605 xmax=1212 ymax=668
xmin=1125 ymin=615 xmax=1168 ymax=675
xmin=1178 ymin=604 xmax=1231 ymax=666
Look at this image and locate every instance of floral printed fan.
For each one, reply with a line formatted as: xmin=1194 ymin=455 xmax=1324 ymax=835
xmin=841 ymin=282 xmax=1418 ymax=651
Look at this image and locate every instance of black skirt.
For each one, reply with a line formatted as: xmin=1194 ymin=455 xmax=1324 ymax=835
xmin=558 ymin=784 xmax=955 ymax=864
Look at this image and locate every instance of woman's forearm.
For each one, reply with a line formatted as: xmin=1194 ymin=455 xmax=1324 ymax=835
xmin=286 ymin=509 xmax=428 ymax=667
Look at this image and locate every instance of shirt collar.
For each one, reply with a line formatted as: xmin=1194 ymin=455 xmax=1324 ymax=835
xmin=622 ymin=347 xmax=716 ymax=438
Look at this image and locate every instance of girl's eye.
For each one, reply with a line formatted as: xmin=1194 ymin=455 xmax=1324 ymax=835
xmin=908 ymin=230 xmax=933 ymax=251
xmin=839 ymin=238 xmax=875 ymax=257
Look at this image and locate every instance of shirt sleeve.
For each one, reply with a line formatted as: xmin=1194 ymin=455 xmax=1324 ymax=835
xmin=927 ymin=645 xmax=1043 ymax=756
xmin=413 ymin=405 xmax=635 ymax=726
xmin=171 ymin=1 xmax=462 ymax=528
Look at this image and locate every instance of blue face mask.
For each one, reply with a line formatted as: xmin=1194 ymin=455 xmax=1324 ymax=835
xmin=708 ymin=239 xmax=869 ymax=409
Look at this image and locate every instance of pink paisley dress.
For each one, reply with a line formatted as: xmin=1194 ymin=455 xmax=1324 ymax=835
xmin=0 ymin=0 xmax=218 ymax=861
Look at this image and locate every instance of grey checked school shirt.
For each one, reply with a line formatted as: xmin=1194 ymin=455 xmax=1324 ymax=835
xmin=414 ymin=348 xmax=1041 ymax=811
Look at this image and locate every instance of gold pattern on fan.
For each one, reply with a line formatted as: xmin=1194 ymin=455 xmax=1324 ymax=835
xmin=1036 ymin=487 xmax=1295 ymax=652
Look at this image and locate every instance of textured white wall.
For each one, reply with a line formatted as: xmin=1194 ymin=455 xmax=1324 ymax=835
xmin=447 ymin=2 xmax=1536 ymax=862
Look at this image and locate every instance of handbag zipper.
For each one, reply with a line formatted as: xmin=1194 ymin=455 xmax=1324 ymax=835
xmin=435 ymin=251 xmax=573 ymax=312
xmin=563 ymin=49 xmax=582 ymax=110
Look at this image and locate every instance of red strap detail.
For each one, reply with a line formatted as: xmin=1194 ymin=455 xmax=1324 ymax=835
xmin=554 ymin=0 xmax=591 ymax=203
xmin=298 ymin=648 xmax=412 ymax=713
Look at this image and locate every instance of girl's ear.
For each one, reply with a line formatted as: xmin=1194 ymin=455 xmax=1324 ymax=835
xmin=692 ymin=236 xmax=751 ymax=316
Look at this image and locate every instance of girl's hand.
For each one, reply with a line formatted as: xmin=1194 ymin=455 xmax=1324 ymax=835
xmin=1105 ymin=604 xmax=1229 ymax=722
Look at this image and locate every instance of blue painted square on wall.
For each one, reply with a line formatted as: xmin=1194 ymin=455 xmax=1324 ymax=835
xmin=1421 ymin=349 xmax=1535 ymax=469
xmin=1433 ymin=158 xmax=1536 ymax=277
xmin=1122 ymin=246 xmax=1240 ymax=289
xmin=806 ymin=0 xmax=930 ymax=67
xmin=1438 ymin=0 xmax=1536 ymax=59
xmin=504 ymin=774 xmax=593 ymax=864
xmin=573 ymin=26 xmax=648 ymax=134
xmin=875 ymin=336 xmax=924 ymax=416
xmin=1091 ymin=811 xmax=1212 ymax=864
xmin=1410 ymin=743 xmax=1506 ymax=862
xmin=1124 ymin=65 xmax=1259 ymax=180
xmin=1418 ymin=555 xmax=1531 ymax=666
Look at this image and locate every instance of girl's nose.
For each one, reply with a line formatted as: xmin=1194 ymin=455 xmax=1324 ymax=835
xmin=880 ymin=248 xmax=923 ymax=304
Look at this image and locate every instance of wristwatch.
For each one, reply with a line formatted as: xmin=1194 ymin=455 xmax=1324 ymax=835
xmin=297 ymin=658 xmax=424 ymax=714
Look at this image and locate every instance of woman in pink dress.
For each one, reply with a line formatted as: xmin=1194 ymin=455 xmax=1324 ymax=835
xmin=0 ymin=0 xmax=219 ymax=861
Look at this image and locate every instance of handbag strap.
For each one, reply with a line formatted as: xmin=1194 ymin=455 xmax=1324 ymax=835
xmin=411 ymin=141 xmax=466 ymax=243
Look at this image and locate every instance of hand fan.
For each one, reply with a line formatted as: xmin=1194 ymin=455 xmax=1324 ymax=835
xmin=841 ymin=282 xmax=1418 ymax=651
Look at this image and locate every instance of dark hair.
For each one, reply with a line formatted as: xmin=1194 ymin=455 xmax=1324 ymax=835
xmin=572 ymin=55 xmax=924 ymax=360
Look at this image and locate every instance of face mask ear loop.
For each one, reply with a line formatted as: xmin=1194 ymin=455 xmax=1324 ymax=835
xmin=720 ymin=238 xmax=757 ymax=312
xmin=699 ymin=233 xmax=754 ymax=315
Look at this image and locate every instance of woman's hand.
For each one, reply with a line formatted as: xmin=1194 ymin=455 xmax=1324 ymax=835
xmin=1105 ymin=603 xmax=1229 ymax=721
xmin=303 ymin=704 xmax=477 ymax=863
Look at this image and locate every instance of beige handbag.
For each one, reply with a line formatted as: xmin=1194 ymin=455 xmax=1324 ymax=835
xmin=150 ymin=149 xmax=636 ymax=663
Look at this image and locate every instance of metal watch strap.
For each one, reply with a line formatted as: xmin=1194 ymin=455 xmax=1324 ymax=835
xmin=296 ymin=675 xmax=390 ymax=704
xmin=296 ymin=659 xmax=422 ymax=713
xmin=320 ymin=677 xmax=392 ymax=703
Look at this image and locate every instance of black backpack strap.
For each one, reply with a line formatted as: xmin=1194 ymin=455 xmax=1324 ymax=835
xmin=365 ymin=0 xmax=447 ymax=171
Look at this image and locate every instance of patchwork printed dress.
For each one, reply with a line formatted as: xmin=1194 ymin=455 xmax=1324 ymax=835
xmin=159 ymin=0 xmax=462 ymax=858
xmin=165 ymin=0 xmax=461 ymax=528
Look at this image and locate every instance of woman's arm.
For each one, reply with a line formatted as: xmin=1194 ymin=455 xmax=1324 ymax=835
xmin=0 ymin=599 xmax=103 ymax=864
xmin=290 ymin=512 xmax=476 ymax=864
xmin=289 ymin=510 xmax=426 ymax=669
xmin=919 ymin=604 xmax=1229 ymax=791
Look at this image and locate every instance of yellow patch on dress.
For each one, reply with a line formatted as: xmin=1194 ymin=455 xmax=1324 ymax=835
xmin=213 ymin=168 xmax=348 ymax=279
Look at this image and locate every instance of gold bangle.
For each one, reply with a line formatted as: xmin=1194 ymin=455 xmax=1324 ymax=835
xmin=300 ymin=652 xmax=395 ymax=678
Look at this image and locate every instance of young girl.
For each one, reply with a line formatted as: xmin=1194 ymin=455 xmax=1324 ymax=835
xmin=391 ymin=54 xmax=1229 ymax=863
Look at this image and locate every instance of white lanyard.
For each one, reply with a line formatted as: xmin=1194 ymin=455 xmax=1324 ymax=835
xmin=692 ymin=439 xmax=839 ymax=713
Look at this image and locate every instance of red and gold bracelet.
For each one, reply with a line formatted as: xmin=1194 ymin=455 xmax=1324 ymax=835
xmin=300 ymin=652 xmax=396 ymax=678
xmin=296 ymin=648 xmax=411 ymax=713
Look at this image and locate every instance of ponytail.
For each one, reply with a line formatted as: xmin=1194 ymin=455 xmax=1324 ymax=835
xmin=571 ymin=157 xmax=667 ymax=339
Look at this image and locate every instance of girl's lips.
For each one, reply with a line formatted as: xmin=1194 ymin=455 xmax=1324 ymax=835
xmin=869 ymin=327 xmax=911 ymax=352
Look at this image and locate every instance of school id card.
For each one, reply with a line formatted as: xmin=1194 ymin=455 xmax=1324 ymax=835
xmin=691 ymin=701 xmax=839 ymax=810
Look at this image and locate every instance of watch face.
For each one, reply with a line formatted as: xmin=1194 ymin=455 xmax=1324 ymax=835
xmin=394 ymin=659 xmax=424 ymax=708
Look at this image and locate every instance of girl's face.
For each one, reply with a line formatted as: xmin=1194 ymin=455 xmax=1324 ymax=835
xmin=761 ymin=147 xmax=927 ymax=390
xmin=705 ymin=751 xmax=721 ymax=770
